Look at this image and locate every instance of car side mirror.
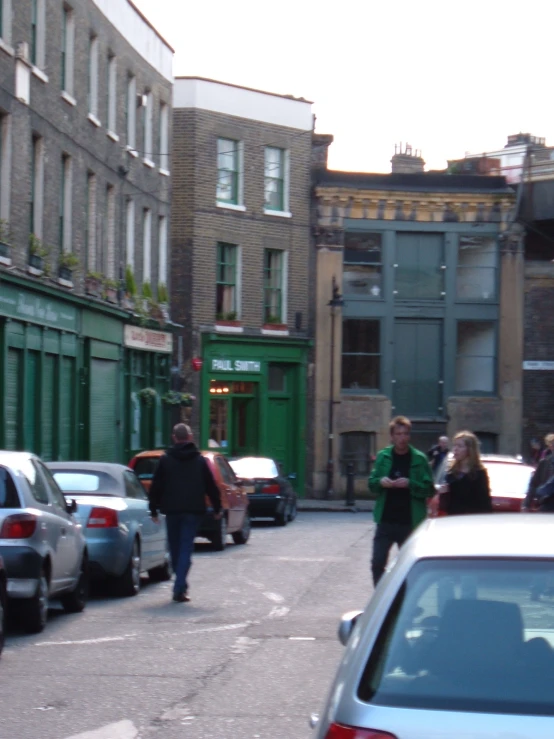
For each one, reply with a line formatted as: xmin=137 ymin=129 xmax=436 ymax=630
xmin=338 ymin=610 xmax=363 ymax=646
xmin=66 ymin=498 xmax=77 ymax=515
xmin=288 ymin=472 xmax=297 ymax=481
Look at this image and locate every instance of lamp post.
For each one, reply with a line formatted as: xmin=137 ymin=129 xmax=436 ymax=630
xmin=327 ymin=276 xmax=344 ymax=498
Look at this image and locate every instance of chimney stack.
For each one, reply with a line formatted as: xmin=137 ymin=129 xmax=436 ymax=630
xmin=391 ymin=143 xmax=425 ymax=173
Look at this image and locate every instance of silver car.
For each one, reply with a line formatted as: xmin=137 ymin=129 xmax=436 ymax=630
xmin=0 ymin=451 xmax=88 ymax=633
xmin=313 ymin=515 xmax=554 ymax=738
xmin=47 ymin=462 xmax=170 ymax=596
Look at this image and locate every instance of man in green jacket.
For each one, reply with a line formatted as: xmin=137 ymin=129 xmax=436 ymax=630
xmin=369 ymin=416 xmax=433 ymax=585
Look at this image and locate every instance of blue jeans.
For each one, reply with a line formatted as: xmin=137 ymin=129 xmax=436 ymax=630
xmin=165 ymin=513 xmax=202 ymax=596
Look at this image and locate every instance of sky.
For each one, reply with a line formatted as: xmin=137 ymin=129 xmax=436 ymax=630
xmin=133 ymin=0 xmax=554 ymax=174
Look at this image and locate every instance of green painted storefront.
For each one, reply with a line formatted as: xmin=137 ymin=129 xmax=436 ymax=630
xmin=201 ymin=333 xmax=310 ymax=496
xmin=0 ymin=276 xmax=172 ymax=463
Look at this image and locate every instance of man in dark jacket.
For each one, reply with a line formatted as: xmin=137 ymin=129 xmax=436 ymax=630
xmin=150 ymin=423 xmax=222 ymax=602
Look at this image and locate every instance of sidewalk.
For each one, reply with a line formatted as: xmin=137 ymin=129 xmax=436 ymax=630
xmin=297 ymin=497 xmax=375 ymax=513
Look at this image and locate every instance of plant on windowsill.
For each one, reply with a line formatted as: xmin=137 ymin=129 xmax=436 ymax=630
xmin=161 ymin=391 xmax=196 ymax=408
xmin=124 ymin=265 xmax=137 ymax=308
xmin=0 ymin=219 xmax=12 ymax=261
xmin=103 ymin=278 xmax=119 ymax=304
xmin=28 ymin=234 xmax=50 ymax=274
xmin=215 ymin=310 xmax=241 ymax=326
xmin=263 ymin=314 xmax=287 ymax=330
xmin=137 ymin=387 xmax=158 ymax=407
xmin=58 ymin=250 xmax=80 ymax=282
xmin=157 ymin=282 xmax=169 ymax=305
xmin=85 ymin=271 xmax=103 ymax=297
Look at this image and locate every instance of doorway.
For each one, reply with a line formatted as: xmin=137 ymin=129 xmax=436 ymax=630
xmin=232 ymin=397 xmax=258 ymax=457
xmin=393 ymin=320 xmax=443 ymax=417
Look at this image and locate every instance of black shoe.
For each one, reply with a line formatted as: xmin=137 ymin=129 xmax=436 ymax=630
xmin=173 ymin=593 xmax=190 ymax=603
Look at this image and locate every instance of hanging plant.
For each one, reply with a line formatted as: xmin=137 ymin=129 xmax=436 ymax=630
xmin=137 ymin=387 xmax=158 ymax=407
xmin=161 ymin=391 xmax=196 ymax=407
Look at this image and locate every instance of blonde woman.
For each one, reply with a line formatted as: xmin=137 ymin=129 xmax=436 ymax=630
xmin=438 ymin=431 xmax=492 ymax=515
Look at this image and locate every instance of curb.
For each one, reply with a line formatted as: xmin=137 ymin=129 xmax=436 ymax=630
xmin=297 ymin=503 xmax=374 ymax=513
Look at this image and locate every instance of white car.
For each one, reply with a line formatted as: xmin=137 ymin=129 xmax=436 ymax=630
xmin=313 ymin=514 xmax=554 ymax=738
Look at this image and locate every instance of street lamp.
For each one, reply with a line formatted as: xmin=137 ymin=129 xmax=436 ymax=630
xmin=327 ymin=276 xmax=344 ymax=498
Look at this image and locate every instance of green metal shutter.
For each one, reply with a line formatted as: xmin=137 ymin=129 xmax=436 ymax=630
xmin=5 ymin=349 xmax=21 ymax=450
xmin=59 ymin=357 xmax=74 ymax=459
xmin=41 ymin=354 xmax=56 ymax=461
xmin=26 ymin=351 xmax=39 ymax=453
xmin=90 ymin=358 xmax=118 ymax=462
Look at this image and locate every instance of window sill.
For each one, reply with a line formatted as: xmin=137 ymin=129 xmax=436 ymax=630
xmin=58 ymin=277 xmax=74 ymax=289
xmin=107 ymin=130 xmax=119 ymax=142
xmin=261 ymin=327 xmax=289 ymax=337
xmin=61 ymin=91 xmax=77 ymax=107
xmin=216 ymin=202 xmax=246 ymax=212
xmin=27 ymin=265 xmax=44 ymax=277
xmin=0 ymin=255 xmax=12 ymax=267
xmin=159 ymin=168 xmax=170 ymax=177
xmin=126 ymin=145 xmax=138 ymax=158
xmin=0 ymin=39 xmax=14 ymax=57
xmin=143 ymin=158 xmax=155 ymax=169
xmin=32 ymin=65 xmax=48 ymax=83
xmin=87 ymin=113 xmax=101 ymax=128
xmin=264 ymin=209 xmax=292 ymax=219
xmin=214 ymin=322 xmax=244 ymax=334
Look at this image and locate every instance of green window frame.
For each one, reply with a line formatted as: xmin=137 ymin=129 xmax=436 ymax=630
xmin=264 ymin=147 xmax=285 ymax=211
xmin=341 ymin=319 xmax=381 ymax=392
xmin=343 ymin=231 xmax=383 ymax=298
xmin=217 ymin=138 xmax=239 ymax=204
xmin=216 ymin=243 xmax=237 ymax=319
xmin=264 ymin=249 xmax=283 ymax=323
xmin=455 ymin=320 xmax=496 ymax=394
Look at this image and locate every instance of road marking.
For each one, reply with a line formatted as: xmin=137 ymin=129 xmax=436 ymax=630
xmin=267 ymin=605 xmax=290 ymax=619
xmin=263 ymin=591 xmax=284 ymax=603
xmin=34 ymin=635 xmax=137 ymax=647
xmin=64 ymin=720 xmax=139 ymax=739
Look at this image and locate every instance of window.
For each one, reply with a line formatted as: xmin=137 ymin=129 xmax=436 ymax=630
xmin=340 ymin=432 xmax=376 ymax=476
xmin=143 ymin=91 xmax=153 ymax=164
xmin=107 ymin=54 xmax=117 ymax=134
xmin=216 ymin=138 xmax=240 ymax=205
xmin=61 ymin=5 xmax=75 ymax=96
xmin=88 ymin=35 xmax=99 ymax=120
xmin=142 ymin=208 xmax=151 ymax=284
xmin=60 ymin=153 xmax=72 ymax=252
xmin=395 ymin=233 xmax=444 ymax=300
xmin=264 ymin=249 xmax=284 ymax=323
xmin=123 ymin=471 xmax=147 ymax=500
xmin=0 ymin=467 xmax=20 ymax=508
xmin=216 ymin=242 xmax=237 ymax=318
xmin=19 ymin=458 xmax=49 ymax=504
xmin=456 ymin=236 xmax=497 ymax=301
xmin=158 ymin=215 xmax=167 ymax=295
xmin=106 ymin=184 xmax=115 ymax=279
xmin=1 ymin=0 xmax=12 ymax=45
xmin=126 ymin=198 xmax=135 ymax=268
xmin=31 ymin=0 xmax=44 ymax=67
xmin=264 ymin=147 xmax=287 ymax=212
xmin=455 ymin=321 xmax=496 ymax=393
xmin=343 ymin=232 xmax=383 ymax=297
xmin=159 ymin=102 xmax=169 ymax=171
xmin=209 ymin=400 xmax=228 ymax=448
xmin=476 ymin=433 xmax=497 ymax=454
xmin=342 ymin=319 xmax=381 ymax=391
xmin=38 ymin=462 xmax=67 ymax=511
xmin=85 ymin=172 xmax=96 ymax=271
xmin=268 ymin=364 xmax=286 ymax=392
xmin=126 ymin=75 xmax=136 ymax=150
xmin=30 ymin=134 xmax=44 ymax=239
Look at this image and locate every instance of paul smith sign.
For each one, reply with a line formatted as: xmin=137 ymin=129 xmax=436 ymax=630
xmin=0 ymin=285 xmax=77 ymax=332
xmin=211 ymin=359 xmax=261 ymax=372
xmin=124 ymin=325 xmax=173 ymax=353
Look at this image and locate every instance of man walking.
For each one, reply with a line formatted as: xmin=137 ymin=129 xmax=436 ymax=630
xmin=427 ymin=435 xmax=450 ymax=474
xmin=149 ymin=423 xmax=222 ymax=603
xmin=369 ymin=416 xmax=433 ymax=586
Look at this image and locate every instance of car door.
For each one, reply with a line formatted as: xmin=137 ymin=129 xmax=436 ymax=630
xmin=123 ymin=470 xmax=159 ymax=569
xmin=215 ymin=456 xmax=242 ymax=530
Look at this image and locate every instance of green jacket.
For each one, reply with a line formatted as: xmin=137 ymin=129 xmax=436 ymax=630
xmin=368 ymin=445 xmax=434 ymax=529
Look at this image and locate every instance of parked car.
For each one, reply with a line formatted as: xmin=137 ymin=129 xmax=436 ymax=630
xmin=0 ymin=555 xmax=6 ymax=656
xmin=47 ymin=462 xmax=170 ymax=596
xmin=0 ymin=451 xmax=88 ymax=633
xmin=129 ymin=450 xmax=250 ymax=550
xmin=228 ymin=456 xmax=297 ymax=526
xmin=312 ymin=514 xmax=554 ymax=738
xmin=428 ymin=454 xmax=535 ymax=516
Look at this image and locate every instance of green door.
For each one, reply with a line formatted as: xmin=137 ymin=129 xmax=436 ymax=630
xmin=41 ymin=354 xmax=56 ymax=461
xmin=393 ymin=320 xmax=442 ymax=417
xmin=25 ymin=351 xmax=39 ymax=453
xmin=59 ymin=357 xmax=75 ymax=459
xmin=5 ymin=349 xmax=21 ymax=450
xmin=396 ymin=233 xmax=444 ymax=299
xmin=90 ymin=358 xmax=118 ymax=462
xmin=267 ymin=398 xmax=291 ymax=474
xmin=232 ymin=398 xmax=258 ymax=457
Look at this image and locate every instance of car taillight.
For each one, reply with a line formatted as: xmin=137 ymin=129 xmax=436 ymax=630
xmin=87 ymin=507 xmax=118 ymax=528
xmin=128 ymin=457 xmax=136 ymax=469
xmin=262 ymin=483 xmax=280 ymax=494
xmin=0 ymin=513 xmax=37 ymax=539
xmin=325 ymin=724 xmax=397 ymax=739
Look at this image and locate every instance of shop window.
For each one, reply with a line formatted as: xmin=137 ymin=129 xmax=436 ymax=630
xmin=209 ymin=399 xmax=228 ymax=449
xmin=216 ymin=243 xmax=238 ymax=319
xmin=342 ymin=319 xmax=381 ymax=391
xmin=268 ymin=365 xmax=286 ymax=392
xmin=456 ymin=236 xmax=497 ymax=301
xmin=264 ymin=249 xmax=284 ymax=323
xmin=340 ymin=432 xmax=375 ymax=476
xmin=343 ymin=232 xmax=382 ymax=298
xmin=455 ymin=321 xmax=496 ymax=393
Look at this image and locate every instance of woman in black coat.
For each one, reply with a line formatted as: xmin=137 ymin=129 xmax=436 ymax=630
xmin=438 ymin=431 xmax=492 ymax=515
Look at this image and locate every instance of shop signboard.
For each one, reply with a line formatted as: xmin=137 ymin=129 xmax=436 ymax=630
xmin=210 ymin=359 xmax=261 ymax=373
xmin=0 ymin=284 xmax=78 ymax=332
xmin=124 ymin=325 xmax=172 ymax=353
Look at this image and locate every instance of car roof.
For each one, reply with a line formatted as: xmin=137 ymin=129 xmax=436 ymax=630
xmin=46 ymin=461 xmax=130 ymax=474
xmin=410 ymin=514 xmax=554 ymax=560
xmin=229 ymin=457 xmax=275 ymax=464
xmin=131 ymin=449 xmax=165 ymax=459
xmin=481 ymin=454 xmax=525 ymax=464
xmin=0 ymin=450 xmax=37 ymax=470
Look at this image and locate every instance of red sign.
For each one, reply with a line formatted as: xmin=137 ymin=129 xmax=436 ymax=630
xmin=191 ymin=357 xmax=203 ymax=372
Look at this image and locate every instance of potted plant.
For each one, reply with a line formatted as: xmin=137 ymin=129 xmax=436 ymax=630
xmin=161 ymin=391 xmax=196 ymax=408
xmin=58 ymin=250 xmax=80 ymax=282
xmin=28 ymin=233 xmax=50 ymax=273
xmin=158 ymin=282 xmax=169 ymax=305
xmin=103 ymin=278 xmax=119 ymax=304
xmin=141 ymin=281 xmax=153 ymax=311
xmin=137 ymin=387 xmax=157 ymax=407
xmin=85 ymin=271 xmax=103 ymax=297
xmin=263 ymin=313 xmax=287 ymax=330
xmin=215 ymin=310 xmax=241 ymax=326
xmin=0 ymin=219 xmax=11 ymax=262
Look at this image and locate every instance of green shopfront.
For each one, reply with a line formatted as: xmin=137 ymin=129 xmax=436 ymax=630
xmin=200 ymin=334 xmax=310 ymax=495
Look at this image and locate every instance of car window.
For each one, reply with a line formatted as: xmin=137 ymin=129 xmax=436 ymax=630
xmin=485 ymin=462 xmax=533 ymax=497
xmin=0 ymin=467 xmax=21 ymax=508
xmin=215 ymin=456 xmax=233 ymax=484
xmin=133 ymin=457 xmax=160 ymax=481
xmin=51 ymin=470 xmax=123 ymax=497
xmin=123 ymin=471 xmax=147 ymax=500
xmin=18 ymin=458 xmax=50 ymax=504
xmin=220 ymin=456 xmax=239 ymax=484
xmin=358 ymin=557 xmax=554 ymax=716
xmin=37 ymin=462 xmax=68 ymax=511
xmin=229 ymin=457 xmax=279 ymax=479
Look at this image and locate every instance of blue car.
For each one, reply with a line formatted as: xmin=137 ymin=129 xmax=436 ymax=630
xmin=47 ymin=462 xmax=170 ymax=596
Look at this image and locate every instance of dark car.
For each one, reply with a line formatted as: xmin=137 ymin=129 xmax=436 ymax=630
xmin=0 ymin=555 xmax=6 ymax=656
xmin=229 ymin=457 xmax=297 ymax=526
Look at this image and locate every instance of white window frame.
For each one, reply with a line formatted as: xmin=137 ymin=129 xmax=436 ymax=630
xmin=216 ymin=138 xmax=245 ymax=211
xmin=159 ymin=102 xmax=169 ymax=174
xmin=107 ymin=54 xmax=117 ymax=138
xmin=126 ymin=75 xmax=136 ymax=153
xmin=125 ymin=198 xmax=135 ymax=268
xmin=158 ymin=214 xmax=167 ymax=292
xmin=61 ymin=5 xmax=75 ymax=103
xmin=142 ymin=208 xmax=151 ymax=284
xmin=87 ymin=35 xmax=100 ymax=125
xmin=86 ymin=172 xmax=96 ymax=271
xmin=31 ymin=134 xmax=44 ymax=239
xmin=60 ymin=153 xmax=72 ymax=252
xmin=264 ymin=147 xmax=291 ymax=218
xmin=31 ymin=0 xmax=46 ymax=70
xmin=143 ymin=91 xmax=154 ymax=167
xmin=106 ymin=184 xmax=115 ymax=279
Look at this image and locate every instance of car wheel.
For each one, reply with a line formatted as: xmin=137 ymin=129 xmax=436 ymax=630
xmin=211 ymin=515 xmax=228 ymax=551
xmin=148 ymin=552 xmax=173 ymax=582
xmin=275 ymin=503 xmax=288 ymax=527
xmin=0 ymin=579 xmax=6 ymax=657
xmin=23 ymin=569 xmax=49 ymax=634
xmin=115 ymin=538 xmax=141 ymax=597
xmin=61 ymin=555 xmax=89 ymax=613
xmin=232 ymin=512 xmax=251 ymax=545
xmin=288 ymin=499 xmax=297 ymax=522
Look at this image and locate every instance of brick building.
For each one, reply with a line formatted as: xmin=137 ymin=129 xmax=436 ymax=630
xmin=0 ymin=0 xmax=174 ymax=462
xmin=171 ymin=78 xmax=313 ymax=495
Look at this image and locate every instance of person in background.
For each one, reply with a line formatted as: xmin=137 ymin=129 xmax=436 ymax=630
xmin=427 ymin=435 xmax=450 ymax=474
xmin=437 ymin=431 xmax=492 ymax=515
xmin=368 ymin=416 xmax=434 ymax=586
xmin=539 ymin=433 xmax=554 ymax=461
xmin=529 ymin=438 xmax=543 ymax=467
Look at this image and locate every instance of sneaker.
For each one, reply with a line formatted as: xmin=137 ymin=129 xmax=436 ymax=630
xmin=172 ymin=592 xmax=190 ymax=603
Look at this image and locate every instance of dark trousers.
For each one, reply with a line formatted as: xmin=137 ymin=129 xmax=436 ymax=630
xmin=165 ymin=512 xmax=203 ymax=597
xmin=371 ymin=522 xmax=412 ymax=586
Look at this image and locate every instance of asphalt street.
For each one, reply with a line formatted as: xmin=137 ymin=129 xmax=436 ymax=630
xmin=0 ymin=512 xmax=377 ymax=739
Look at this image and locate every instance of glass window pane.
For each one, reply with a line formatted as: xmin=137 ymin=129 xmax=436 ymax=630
xmin=456 ymin=236 xmax=497 ymax=301
xmin=342 ymin=355 xmax=380 ymax=390
xmin=343 ymin=320 xmax=380 ymax=354
xmin=456 ymin=321 xmax=495 ymax=392
xmin=209 ymin=400 xmax=228 ymax=448
xmin=343 ymin=265 xmax=382 ymax=297
xmin=344 ymin=232 xmax=382 ymax=264
xmin=265 ymin=147 xmax=282 ymax=177
xmin=268 ymin=365 xmax=286 ymax=392
xmin=396 ymin=233 xmax=443 ymax=299
xmin=340 ymin=432 xmax=375 ymax=475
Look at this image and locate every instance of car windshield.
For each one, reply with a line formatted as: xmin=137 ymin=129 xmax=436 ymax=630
xmin=133 ymin=457 xmax=160 ymax=481
xmin=485 ymin=462 xmax=533 ymax=498
xmin=229 ymin=458 xmax=279 ymax=479
xmin=52 ymin=471 xmax=122 ymax=496
xmin=358 ymin=557 xmax=554 ymax=716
